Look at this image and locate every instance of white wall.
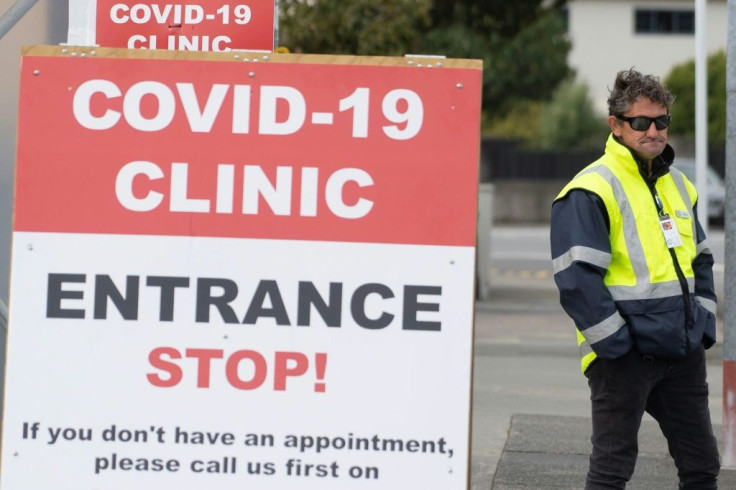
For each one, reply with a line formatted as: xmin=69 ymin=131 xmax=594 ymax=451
xmin=568 ymin=0 xmax=728 ymax=114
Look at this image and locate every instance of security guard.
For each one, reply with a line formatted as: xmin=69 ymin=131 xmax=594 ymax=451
xmin=550 ymin=69 xmax=720 ymax=489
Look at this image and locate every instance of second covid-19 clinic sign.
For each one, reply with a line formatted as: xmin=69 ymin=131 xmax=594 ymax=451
xmin=68 ymin=0 xmax=276 ymax=51
xmin=1 ymin=47 xmax=482 ymax=489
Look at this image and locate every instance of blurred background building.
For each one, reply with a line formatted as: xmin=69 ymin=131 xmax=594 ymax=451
xmin=567 ymin=0 xmax=727 ymax=114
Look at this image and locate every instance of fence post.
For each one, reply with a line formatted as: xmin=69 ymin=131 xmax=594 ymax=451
xmin=476 ymin=183 xmax=494 ymax=301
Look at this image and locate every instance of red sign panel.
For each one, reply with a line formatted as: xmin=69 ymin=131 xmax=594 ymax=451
xmin=15 ymin=52 xmax=482 ymax=247
xmin=94 ymin=1 xmax=275 ymax=51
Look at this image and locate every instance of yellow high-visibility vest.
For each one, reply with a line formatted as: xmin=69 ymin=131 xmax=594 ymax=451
xmin=555 ymin=135 xmax=698 ymax=373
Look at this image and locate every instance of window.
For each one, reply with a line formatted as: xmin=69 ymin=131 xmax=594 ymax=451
xmin=635 ymin=9 xmax=695 ymax=34
xmin=560 ymin=7 xmax=569 ymax=32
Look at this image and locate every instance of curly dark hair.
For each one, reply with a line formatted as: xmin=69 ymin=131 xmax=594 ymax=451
xmin=607 ymin=69 xmax=675 ymax=116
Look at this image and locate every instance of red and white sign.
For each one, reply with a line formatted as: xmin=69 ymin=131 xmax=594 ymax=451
xmin=2 ymin=47 xmax=482 ymax=489
xmin=68 ymin=0 xmax=275 ymax=51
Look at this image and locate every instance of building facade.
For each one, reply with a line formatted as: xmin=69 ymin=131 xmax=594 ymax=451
xmin=566 ymin=0 xmax=728 ymax=114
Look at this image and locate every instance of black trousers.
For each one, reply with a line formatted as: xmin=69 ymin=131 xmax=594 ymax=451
xmin=585 ymin=344 xmax=720 ymax=489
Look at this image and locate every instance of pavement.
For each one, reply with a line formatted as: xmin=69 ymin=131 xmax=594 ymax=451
xmin=470 ymin=265 xmax=735 ymax=489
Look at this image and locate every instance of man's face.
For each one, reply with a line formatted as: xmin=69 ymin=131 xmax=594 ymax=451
xmin=608 ymin=98 xmax=669 ymax=161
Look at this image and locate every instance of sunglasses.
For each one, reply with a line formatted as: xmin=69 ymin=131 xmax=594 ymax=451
xmin=618 ymin=114 xmax=671 ymax=131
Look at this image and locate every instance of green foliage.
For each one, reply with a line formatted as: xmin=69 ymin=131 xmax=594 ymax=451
xmin=664 ymin=51 xmax=726 ymax=147
xmin=483 ymin=101 xmax=542 ymax=141
xmin=419 ymin=5 xmax=573 ymax=118
xmin=429 ymin=0 xmax=551 ymax=36
xmin=534 ymin=80 xmax=609 ymax=150
xmin=278 ymin=0 xmax=431 ymax=56
xmin=482 ymin=11 xmax=572 ymax=116
xmin=278 ymin=0 xmax=573 ymax=126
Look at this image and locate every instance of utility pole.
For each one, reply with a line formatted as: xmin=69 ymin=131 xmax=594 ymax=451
xmin=696 ymin=0 xmax=709 ymax=236
xmin=722 ymin=0 xmax=736 ymax=468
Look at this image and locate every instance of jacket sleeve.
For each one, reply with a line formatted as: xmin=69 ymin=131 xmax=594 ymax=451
xmin=691 ymin=200 xmax=717 ymax=316
xmin=550 ymin=190 xmax=633 ymax=360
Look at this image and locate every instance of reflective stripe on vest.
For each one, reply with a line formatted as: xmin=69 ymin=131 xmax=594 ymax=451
xmin=697 ymin=296 xmax=717 ymax=316
xmin=577 ymin=332 xmax=597 ymax=373
xmin=552 ymin=245 xmax=611 ymax=273
xmin=579 ymin=311 xmax=627 ymax=345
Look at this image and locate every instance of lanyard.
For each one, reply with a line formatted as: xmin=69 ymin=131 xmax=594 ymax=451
xmin=652 ymin=188 xmax=669 ymax=219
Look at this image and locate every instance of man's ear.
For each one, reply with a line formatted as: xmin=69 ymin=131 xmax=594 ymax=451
xmin=607 ymin=115 xmax=621 ymax=136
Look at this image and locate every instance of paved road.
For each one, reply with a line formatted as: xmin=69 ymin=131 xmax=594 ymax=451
xmin=471 ymin=224 xmax=728 ymax=489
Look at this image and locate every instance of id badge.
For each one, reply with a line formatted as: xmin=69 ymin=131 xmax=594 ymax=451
xmin=660 ymin=217 xmax=682 ymax=248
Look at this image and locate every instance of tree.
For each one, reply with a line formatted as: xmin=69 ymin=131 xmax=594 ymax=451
xmin=278 ymin=0 xmax=431 ymax=56
xmin=427 ymin=0 xmax=567 ymax=38
xmin=482 ymin=11 xmax=572 ymax=116
xmin=278 ymin=0 xmax=573 ymax=125
xmin=664 ymin=51 xmax=726 ymax=147
xmin=536 ymin=80 xmax=609 ymax=150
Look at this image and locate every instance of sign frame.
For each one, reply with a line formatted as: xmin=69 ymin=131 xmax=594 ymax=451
xmin=2 ymin=45 xmax=482 ymax=489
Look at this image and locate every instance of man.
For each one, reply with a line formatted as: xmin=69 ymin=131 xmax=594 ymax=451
xmin=550 ymin=69 xmax=720 ymax=489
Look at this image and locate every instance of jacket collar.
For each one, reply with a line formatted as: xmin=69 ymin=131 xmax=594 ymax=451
xmin=606 ymin=133 xmax=675 ymax=184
